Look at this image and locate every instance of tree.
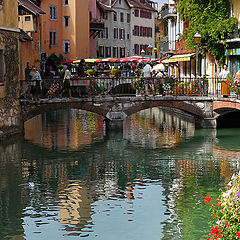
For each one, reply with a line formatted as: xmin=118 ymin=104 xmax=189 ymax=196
xmin=177 ymin=0 xmax=237 ymax=64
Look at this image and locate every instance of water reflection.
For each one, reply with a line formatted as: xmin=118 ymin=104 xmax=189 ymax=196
xmin=124 ymin=108 xmax=195 ymax=149
xmin=24 ymin=110 xmax=105 ymax=150
xmin=0 ymin=108 xmax=240 ymax=240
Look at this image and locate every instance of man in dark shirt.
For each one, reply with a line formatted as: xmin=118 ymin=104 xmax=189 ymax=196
xmin=77 ymin=59 xmax=86 ymax=96
xmin=77 ymin=59 xmax=86 ymax=77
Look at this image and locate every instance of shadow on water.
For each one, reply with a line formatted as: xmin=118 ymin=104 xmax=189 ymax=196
xmin=0 ymin=108 xmax=240 ymax=240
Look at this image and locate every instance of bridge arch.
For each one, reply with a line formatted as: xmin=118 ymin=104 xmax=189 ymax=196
xmin=21 ymin=101 xmax=108 ymax=123
xmin=213 ymin=101 xmax=240 ymax=117
xmin=124 ymin=100 xmax=206 ymax=119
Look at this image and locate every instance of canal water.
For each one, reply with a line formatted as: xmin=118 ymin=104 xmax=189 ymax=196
xmin=1 ymin=108 xmax=240 ymax=240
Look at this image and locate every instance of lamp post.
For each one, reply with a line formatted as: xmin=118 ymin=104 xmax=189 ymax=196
xmin=141 ymin=49 xmax=145 ymax=61
xmin=147 ymin=44 xmax=153 ymax=61
xmin=153 ymin=47 xmax=157 ymax=59
xmin=194 ymin=32 xmax=202 ymax=77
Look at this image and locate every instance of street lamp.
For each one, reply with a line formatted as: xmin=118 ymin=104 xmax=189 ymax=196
xmin=153 ymin=47 xmax=157 ymax=59
xmin=194 ymin=32 xmax=202 ymax=77
xmin=141 ymin=49 xmax=145 ymax=61
xmin=147 ymin=44 xmax=153 ymax=60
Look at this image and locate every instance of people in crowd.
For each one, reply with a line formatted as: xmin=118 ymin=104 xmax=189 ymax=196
xmin=29 ymin=65 xmax=42 ymax=100
xmin=60 ymin=65 xmax=72 ymax=98
xmin=77 ymin=59 xmax=87 ymax=96
xmin=219 ymin=64 xmax=230 ymax=80
xmin=24 ymin=62 xmax=32 ymax=98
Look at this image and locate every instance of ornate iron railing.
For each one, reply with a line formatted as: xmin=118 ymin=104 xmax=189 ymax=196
xmin=19 ymin=77 xmax=233 ymax=99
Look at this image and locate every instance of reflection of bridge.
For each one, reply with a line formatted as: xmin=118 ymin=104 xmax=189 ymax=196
xmin=20 ymin=96 xmax=240 ymax=130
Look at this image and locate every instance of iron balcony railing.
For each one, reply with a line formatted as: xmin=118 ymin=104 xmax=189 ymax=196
xmin=19 ymin=77 xmax=234 ymax=99
xmin=161 ymin=6 xmax=177 ymax=19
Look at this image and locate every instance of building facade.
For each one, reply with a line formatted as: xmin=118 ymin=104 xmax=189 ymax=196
xmin=18 ymin=0 xmax=45 ymax=79
xmin=97 ymin=0 xmax=131 ymax=58
xmin=225 ymin=0 xmax=240 ymax=77
xmin=0 ymin=0 xmax=22 ymax=138
xmin=129 ymin=0 xmax=156 ymax=57
xmin=39 ymin=0 xmax=90 ymax=62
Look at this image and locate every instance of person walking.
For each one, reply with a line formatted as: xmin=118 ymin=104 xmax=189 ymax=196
xmin=60 ymin=65 xmax=72 ymax=98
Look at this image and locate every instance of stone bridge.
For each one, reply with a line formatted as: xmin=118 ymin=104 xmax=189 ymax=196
xmin=20 ymin=96 xmax=240 ymax=130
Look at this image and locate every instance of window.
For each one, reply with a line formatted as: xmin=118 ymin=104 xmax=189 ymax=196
xmin=120 ymin=12 xmax=124 ymax=22
xmin=120 ymin=47 xmax=125 ymax=58
xmin=113 ymin=12 xmax=117 ymax=21
xmin=113 ymin=47 xmax=118 ymax=58
xmin=105 ymin=47 xmax=111 ymax=57
xmin=49 ymin=6 xmax=57 ymax=20
xmin=99 ymin=46 xmax=104 ymax=57
xmin=127 ymin=13 xmax=130 ymax=23
xmin=25 ymin=16 xmax=31 ymax=21
xmin=135 ymin=9 xmax=139 ymax=17
xmin=140 ymin=26 xmax=143 ymax=36
xmin=64 ymin=16 xmax=70 ymax=28
xmin=119 ymin=0 xmax=121 ymax=4
xmin=119 ymin=28 xmax=125 ymax=39
xmin=63 ymin=40 xmax=70 ymax=53
xmin=140 ymin=10 xmax=144 ymax=18
xmin=230 ymin=3 xmax=234 ymax=17
xmin=114 ymin=28 xmax=118 ymax=39
xmin=134 ymin=44 xmax=139 ymax=55
xmin=64 ymin=0 xmax=69 ymax=6
xmin=127 ymin=34 xmax=129 ymax=39
xmin=0 ymin=0 xmax=2 ymax=10
xmin=103 ymin=27 xmax=108 ymax=38
xmin=104 ymin=12 xmax=108 ymax=20
xmin=49 ymin=31 xmax=57 ymax=46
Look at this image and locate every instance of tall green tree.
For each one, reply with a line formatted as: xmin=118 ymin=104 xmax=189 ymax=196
xmin=177 ymin=0 xmax=237 ymax=64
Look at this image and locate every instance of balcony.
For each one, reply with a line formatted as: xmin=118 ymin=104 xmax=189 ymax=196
xmin=161 ymin=6 xmax=177 ymax=20
xmin=89 ymin=20 xmax=104 ymax=39
xmin=161 ymin=41 xmax=176 ymax=53
xmin=90 ymin=21 xmax=104 ymax=31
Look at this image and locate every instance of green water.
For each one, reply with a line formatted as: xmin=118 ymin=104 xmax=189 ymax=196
xmin=0 ymin=108 xmax=240 ymax=240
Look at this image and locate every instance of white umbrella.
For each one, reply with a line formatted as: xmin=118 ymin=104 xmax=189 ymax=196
xmin=152 ymin=63 xmax=165 ymax=71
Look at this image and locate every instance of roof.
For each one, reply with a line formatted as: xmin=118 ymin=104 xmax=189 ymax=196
xmin=127 ymin=0 xmax=156 ymax=11
xmin=18 ymin=0 xmax=46 ymax=15
xmin=19 ymin=29 xmax=33 ymax=42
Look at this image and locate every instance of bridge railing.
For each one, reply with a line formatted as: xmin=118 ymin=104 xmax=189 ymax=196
xmin=19 ymin=77 xmax=228 ymax=99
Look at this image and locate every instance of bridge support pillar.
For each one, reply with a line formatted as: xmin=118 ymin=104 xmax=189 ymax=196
xmin=105 ymin=119 xmax=123 ymax=130
xmin=197 ymin=118 xmax=217 ymax=129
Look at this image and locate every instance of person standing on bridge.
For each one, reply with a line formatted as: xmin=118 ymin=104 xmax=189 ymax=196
xmin=143 ymin=61 xmax=153 ymax=95
xmin=60 ymin=65 xmax=72 ymax=98
xmin=219 ymin=64 xmax=230 ymax=96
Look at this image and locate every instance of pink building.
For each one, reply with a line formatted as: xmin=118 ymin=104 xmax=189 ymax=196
xmin=89 ymin=0 xmax=105 ymax=58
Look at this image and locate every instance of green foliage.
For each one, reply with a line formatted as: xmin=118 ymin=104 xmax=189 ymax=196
xmin=86 ymin=69 xmax=96 ymax=76
xmin=177 ymin=0 xmax=237 ymax=63
xmin=110 ymin=68 xmax=119 ymax=77
xmin=205 ymin=172 xmax=240 ymax=239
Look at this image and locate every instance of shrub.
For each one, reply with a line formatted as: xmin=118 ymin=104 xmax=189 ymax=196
xmin=205 ymin=172 xmax=240 ymax=239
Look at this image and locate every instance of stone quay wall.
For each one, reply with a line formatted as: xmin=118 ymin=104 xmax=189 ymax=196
xmin=0 ymin=29 xmax=22 ymax=140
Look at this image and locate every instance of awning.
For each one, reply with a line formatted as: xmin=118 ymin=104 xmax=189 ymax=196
xmin=163 ymin=53 xmax=195 ymax=63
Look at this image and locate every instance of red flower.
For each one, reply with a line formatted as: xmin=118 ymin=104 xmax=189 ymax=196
xmin=211 ymin=226 xmax=219 ymax=234
xmin=205 ymin=195 xmax=211 ymax=203
xmin=210 ymin=204 xmax=213 ymax=207
xmin=217 ymin=201 xmax=221 ymax=207
xmin=213 ymin=213 xmax=216 ymax=219
xmin=236 ymin=232 xmax=240 ymax=238
xmin=226 ymin=222 xmax=230 ymax=228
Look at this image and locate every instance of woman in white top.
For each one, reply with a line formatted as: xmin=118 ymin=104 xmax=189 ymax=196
xmin=60 ymin=65 xmax=72 ymax=98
